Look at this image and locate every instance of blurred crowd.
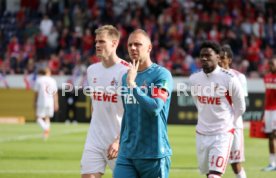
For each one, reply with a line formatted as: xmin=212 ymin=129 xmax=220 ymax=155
xmin=0 ymin=0 xmax=276 ymax=78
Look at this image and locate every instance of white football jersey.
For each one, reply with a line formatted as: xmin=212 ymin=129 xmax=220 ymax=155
xmin=229 ymin=69 xmax=248 ymax=128
xmin=189 ymin=66 xmax=246 ymax=135
xmin=34 ymin=75 xmax=57 ymax=108
xmin=85 ymin=60 xmax=129 ymax=149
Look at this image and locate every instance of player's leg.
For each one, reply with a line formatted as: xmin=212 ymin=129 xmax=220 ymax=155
xmin=43 ymin=107 xmax=54 ymax=139
xmin=196 ymin=133 xmax=209 ymax=175
xmin=230 ymin=129 xmax=246 ymax=178
xmin=37 ymin=116 xmax=47 ymax=130
xmin=133 ymin=156 xmax=171 ymax=178
xmin=262 ymin=111 xmax=276 ymax=171
xmin=231 ymin=163 xmax=246 ymax=178
xmin=208 ymin=131 xmax=233 ymax=177
xmin=36 ymin=107 xmax=47 ymax=130
xmin=43 ymin=116 xmax=50 ymax=139
xmin=113 ymin=156 xmax=138 ymax=178
xmin=81 ymin=147 xmax=107 ymax=178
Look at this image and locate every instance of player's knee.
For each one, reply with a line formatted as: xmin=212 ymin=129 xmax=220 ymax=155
xmin=269 ymin=130 xmax=276 ymax=139
xmin=208 ymin=174 xmax=221 ymax=178
xmin=272 ymin=130 xmax=276 ymax=138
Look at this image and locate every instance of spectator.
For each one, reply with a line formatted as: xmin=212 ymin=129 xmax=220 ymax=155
xmin=39 ymin=14 xmax=54 ymax=37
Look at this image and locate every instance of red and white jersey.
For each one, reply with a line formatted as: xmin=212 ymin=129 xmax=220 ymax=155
xmin=264 ymin=73 xmax=276 ymax=110
xmin=189 ymin=66 xmax=246 ymax=135
xmin=34 ymin=75 xmax=57 ymax=108
xmin=85 ymin=60 xmax=129 ymax=149
xmin=229 ymin=69 xmax=248 ymax=128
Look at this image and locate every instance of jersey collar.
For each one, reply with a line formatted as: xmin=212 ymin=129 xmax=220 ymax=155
xmin=206 ymin=65 xmax=220 ymax=77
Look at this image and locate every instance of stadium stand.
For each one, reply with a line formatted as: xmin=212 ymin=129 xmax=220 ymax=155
xmin=0 ymin=0 xmax=275 ymax=78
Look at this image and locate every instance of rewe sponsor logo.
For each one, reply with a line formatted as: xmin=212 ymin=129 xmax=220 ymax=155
xmin=198 ymin=96 xmax=221 ymax=105
xmin=92 ymin=92 xmax=118 ymax=103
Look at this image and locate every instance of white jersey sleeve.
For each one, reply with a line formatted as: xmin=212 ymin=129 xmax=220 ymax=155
xmin=230 ymin=69 xmax=248 ymax=97
xmin=229 ymin=77 xmax=246 ymax=121
xmin=229 ymin=69 xmax=248 ymax=128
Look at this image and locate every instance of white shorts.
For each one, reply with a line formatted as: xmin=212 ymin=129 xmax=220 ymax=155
xmin=196 ymin=131 xmax=233 ymax=175
xmin=80 ymin=146 xmax=116 ymax=175
xmin=264 ymin=110 xmax=276 ymax=133
xmin=36 ymin=106 xmax=54 ymax=118
xmin=229 ymin=128 xmax=245 ymax=163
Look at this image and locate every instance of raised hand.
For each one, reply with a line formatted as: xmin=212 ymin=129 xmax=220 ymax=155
xmin=127 ymin=60 xmax=139 ymax=87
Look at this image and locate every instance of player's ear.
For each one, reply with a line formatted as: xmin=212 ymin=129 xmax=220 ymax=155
xmin=148 ymin=44 xmax=152 ymax=52
xmin=229 ymin=58 xmax=233 ymax=65
xmin=216 ymin=53 xmax=221 ymax=61
xmin=112 ymin=40 xmax=118 ymax=47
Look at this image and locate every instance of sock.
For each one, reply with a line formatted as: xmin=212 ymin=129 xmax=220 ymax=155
xmin=46 ymin=122 xmax=51 ymax=130
xmin=236 ymin=168 xmax=246 ymax=178
xmin=208 ymin=174 xmax=221 ymax=178
xmin=269 ymin=154 xmax=276 ymax=166
xmin=37 ymin=118 xmax=47 ymax=130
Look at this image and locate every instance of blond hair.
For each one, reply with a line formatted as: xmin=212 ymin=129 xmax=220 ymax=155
xmin=38 ymin=67 xmax=51 ymax=75
xmin=95 ymin=25 xmax=120 ymax=39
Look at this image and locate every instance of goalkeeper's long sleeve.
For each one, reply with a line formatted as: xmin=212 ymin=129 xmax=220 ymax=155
xmin=132 ymin=87 xmax=166 ymax=116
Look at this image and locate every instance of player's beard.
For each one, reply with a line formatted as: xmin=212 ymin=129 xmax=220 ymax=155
xmin=97 ymin=51 xmax=110 ymax=61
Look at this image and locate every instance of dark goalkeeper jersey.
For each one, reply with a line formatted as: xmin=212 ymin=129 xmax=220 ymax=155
xmin=119 ymin=63 xmax=173 ymax=159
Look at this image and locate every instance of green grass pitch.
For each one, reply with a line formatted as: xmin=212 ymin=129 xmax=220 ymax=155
xmin=0 ymin=123 xmax=274 ymax=178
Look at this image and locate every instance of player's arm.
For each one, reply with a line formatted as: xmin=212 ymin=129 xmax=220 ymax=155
xmin=33 ymin=81 xmax=39 ymax=111
xmin=127 ymin=60 xmax=172 ymax=114
xmin=240 ymin=74 xmax=248 ymax=97
xmin=54 ymin=92 xmax=59 ymax=111
xmin=131 ymin=70 xmax=173 ymax=115
xmin=34 ymin=91 xmax=38 ymax=111
xmin=132 ymin=85 xmax=170 ymax=114
xmin=188 ymin=76 xmax=199 ymax=109
xmin=230 ymin=77 xmax=246 ymax=120
xmin=53 ymin=81 xmax=59 ymax=111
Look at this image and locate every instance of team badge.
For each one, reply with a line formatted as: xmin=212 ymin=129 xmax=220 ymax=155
xmin=111 ymin=78 xmax=118 ymax=87
xmin=93 ymin=78 xmax=97 ymax=83
xmin=140 ymin=80 xmax=147 ymax=89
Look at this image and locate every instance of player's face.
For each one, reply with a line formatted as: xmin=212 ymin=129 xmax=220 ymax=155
xmin=218 ymin=54 xmax=231 ymax=69
xmin=199 ymin=48 xmax=219 ymax=74
xmin=127 ymin=33 xmax=151 ymax=63
xmin=95 ymin=32 xmax=115 ymax=60
xmin=268 ymin=59 xmax=276 ymax=73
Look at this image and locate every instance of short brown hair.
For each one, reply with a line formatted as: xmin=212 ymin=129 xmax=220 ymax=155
xmin=38 ymin=67 xmax=51 ymax=75
xmin=95 ymin=25 xmax=120 ymax=39
xmin=129 ymin=29 xmax=151 ymax=43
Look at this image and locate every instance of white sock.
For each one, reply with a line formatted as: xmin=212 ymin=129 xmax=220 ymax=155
xmin=46 ymin=122 xmax=50 ymax=130
xmin=208 ymin=174 xmax=221 ymax=178
xmin=37 ymin=118 xmax=47 ymax=131
xmin=269 ymin=154 xmax=276 ymax=166
xmin=236 ymin=168 xmax=246 ymax=178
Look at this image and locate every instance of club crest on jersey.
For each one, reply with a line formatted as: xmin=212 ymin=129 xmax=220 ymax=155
xmin=111 ymin=78 xmax=118 ymax=87
xmin=92 ymin=78 xmax=97 ymax=84
xmin=214 ymin=83 xmax=219 ymax=91
xmin=140 ymin=80 xmax=147 ymax=89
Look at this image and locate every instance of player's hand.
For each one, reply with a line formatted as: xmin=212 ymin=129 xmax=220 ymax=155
xmin=127 ymin=60 xmax=139 ymax=87
xmin=261 ymin=112 xmax=264 ymax=122
xmin=107 ymin=138 xmax=119 ymax=160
